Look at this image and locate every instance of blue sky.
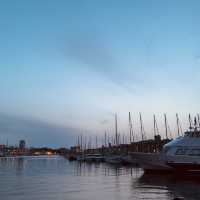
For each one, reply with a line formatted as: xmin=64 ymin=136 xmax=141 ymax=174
xmin=1 ymin=0 xmax=200 ymax=147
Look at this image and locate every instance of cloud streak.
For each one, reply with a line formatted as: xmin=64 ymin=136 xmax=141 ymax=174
xmin=0 ymin=113 xmax=80 ymax=147
xmin=65 ymin=33 xmax=139 ymax=93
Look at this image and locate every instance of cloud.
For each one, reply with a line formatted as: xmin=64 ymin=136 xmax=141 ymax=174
xmin=0 ymin=113 xmax=80 ymax=148
xmin=65 ymin=33 xmax=138 ymax=93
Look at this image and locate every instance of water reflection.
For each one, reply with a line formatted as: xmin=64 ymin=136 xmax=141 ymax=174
xmin=137 ymin=173 xmax=200 ymax=200
xmin=0 ymin=156 xmax=200 ymax=200
xmin=0 ymin=157 xmax=25 ymax=174
xmin=73 ymin=161 xmax=142 ymax=177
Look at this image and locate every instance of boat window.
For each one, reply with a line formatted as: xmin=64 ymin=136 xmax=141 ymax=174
xmin=188 ymin=149 xmax=200 ymax=156
xmin=175 ymin=148 xmax=188 ymax=155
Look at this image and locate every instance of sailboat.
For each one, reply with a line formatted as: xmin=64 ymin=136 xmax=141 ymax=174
xmin=105 ymin=114 xmax=123 ymax=164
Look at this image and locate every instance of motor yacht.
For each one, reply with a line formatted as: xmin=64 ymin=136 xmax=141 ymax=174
xmin=133 ymin=120 xmax=200 ymax=173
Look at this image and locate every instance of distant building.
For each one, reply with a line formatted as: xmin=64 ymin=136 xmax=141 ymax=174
xmin=70 ymin=145 xmax=80 ymax=153
xmin=0 ymin=144 xmax=6 ymax=150
xmin=19 ymin=140 xmax=26 ymax=149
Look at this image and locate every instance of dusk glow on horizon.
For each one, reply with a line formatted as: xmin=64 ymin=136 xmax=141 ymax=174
xmin=1 ymin=0 xmax=200 ymax=147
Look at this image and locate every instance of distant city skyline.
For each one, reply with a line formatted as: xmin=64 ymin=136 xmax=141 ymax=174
xmin=1 ymin=0 xmax=200 ymax=147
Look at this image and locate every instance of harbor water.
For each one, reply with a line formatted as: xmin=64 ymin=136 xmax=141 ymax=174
xmin=0 ymin=156 xmax=200 ymax=200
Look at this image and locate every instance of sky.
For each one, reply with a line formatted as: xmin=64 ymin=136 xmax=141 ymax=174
xmin=1 ymin=0 xmax=200 ymax=147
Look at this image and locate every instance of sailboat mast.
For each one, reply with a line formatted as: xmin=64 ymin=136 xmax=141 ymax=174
xmin=123 ymin=134 xmax=125 ymax=144
xmin=153 ymin=114 xmax=159 ymax=138
xmin=129 ymin=112 xmax=132 ymax=143
xmin=176 ymin=113 xmax=180 ymax=136
xmin=164 ymin=114 xmax=168 ymax=139
xmin=95 ymin=135 xmax=98 ymax=148
xmin=80 ymin=134 xmax=83 ymax=151
xmin=85 ymin=135 xmax=87 ymax=150
xmin=153 ymin=114 xmax=156 ymax=137
xmin=139 ymin=112 xmax=144 ymax=140
xmin=197 ymin=114 xmax=200 ymax=127
xmin=104 ymin=131 xmax=107 ymax=147
xmin=115 ymin=114 xmax=118 ymax=146
xmin=118 ymin=133 xmax=121 ymax=145
xmin=107 ymin=133 xmax=110 ymax=146
xmin=194 ymin=117 xmax=197 ymax=128
xmin=189 ymin=114 xmax=192 ymax=131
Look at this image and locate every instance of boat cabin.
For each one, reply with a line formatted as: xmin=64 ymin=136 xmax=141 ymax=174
xmin=161 ymin=127 xmax=200 ymax=157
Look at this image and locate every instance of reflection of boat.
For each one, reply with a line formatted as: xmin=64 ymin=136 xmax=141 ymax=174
xmin=76 ymin=154 xmax=85 ymax=162
xmin=121 ymin=154 xmax=132 ymax=165
xmin=66 ymin=154 xmax=77 ymax=161
xmin=137 ymin=173 xmax=200 ymax=200
xmin=105 ymin=155 xmax=122 ymax=164
xmin=134 ymin=119 xmax=200 ymax=173
xmin=77 ymin=154 xmax=104 ymax=162
xmin=121 ymin=154 xmax=138 ymax=166
xmin=85 ymin=154 xmax=104 ymax=162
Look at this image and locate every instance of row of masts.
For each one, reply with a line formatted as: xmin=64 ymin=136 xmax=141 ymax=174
xmin=75 ymin=113 xmax=198 ymax=150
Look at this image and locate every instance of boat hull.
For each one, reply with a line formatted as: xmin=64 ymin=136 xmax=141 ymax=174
xmin=167 ymin=162 xmax=200 ymax=172
xmin=131 ymin=152 xmax=173 ymax=172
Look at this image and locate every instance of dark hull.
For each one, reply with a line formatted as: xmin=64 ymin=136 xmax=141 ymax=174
xmin=167 ymin=162 xmax=200 ymax=172
xmin=143 ymin=162 xmax=200 ymax=174
xmin=144 ymin=169 xmax=173 ymax=174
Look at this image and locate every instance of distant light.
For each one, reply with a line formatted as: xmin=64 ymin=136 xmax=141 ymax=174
xmin=47 ymin=151 xmax=53 ymax=155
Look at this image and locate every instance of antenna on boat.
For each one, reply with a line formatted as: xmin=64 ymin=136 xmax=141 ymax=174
xmin=164 ymin=114 xmax=168 ymax=139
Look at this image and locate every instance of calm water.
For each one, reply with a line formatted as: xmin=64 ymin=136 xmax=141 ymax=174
xmin=0 ymin=156 xmax=200 ymax=200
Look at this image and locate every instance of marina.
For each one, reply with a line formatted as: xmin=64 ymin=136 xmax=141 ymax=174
xmin=66 ymin=114 xmax=200 ymax=175
xmin=2 ymin=1 xmax=200 ymax=199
